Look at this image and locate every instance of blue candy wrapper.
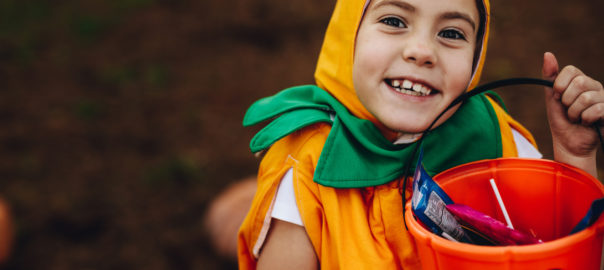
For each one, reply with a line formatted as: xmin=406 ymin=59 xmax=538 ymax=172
xmin=569 ymin=197 xmax=604 ymax=235
xmin=411 ymin=150 xmax=468 ymax=242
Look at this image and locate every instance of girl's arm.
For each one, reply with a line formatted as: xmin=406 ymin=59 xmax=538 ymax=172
xmin=542 ymin=52 xmax=604 ymax=178
xmin=257 ymin=219 xmax=318 ymax=270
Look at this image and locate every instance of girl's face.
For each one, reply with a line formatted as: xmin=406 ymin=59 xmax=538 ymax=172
xmin=353 ymin=0 xmax=480 ymax=133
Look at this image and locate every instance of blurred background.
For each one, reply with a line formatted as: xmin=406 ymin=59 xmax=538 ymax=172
xmin=0 ymin=0 xmax=602 ymax=269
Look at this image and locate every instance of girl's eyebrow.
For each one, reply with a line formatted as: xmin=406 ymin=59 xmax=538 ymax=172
xmin=373 ymin=0 xmax=415 ymax=12
xmin=441 ymin=11 xmax=476 ymax=31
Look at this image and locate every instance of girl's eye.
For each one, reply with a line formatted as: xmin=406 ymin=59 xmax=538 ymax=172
xmin=439 ymin=29 xmax=466 ymax=40
xmin=380 ymin=17 xmax=406 ymax=28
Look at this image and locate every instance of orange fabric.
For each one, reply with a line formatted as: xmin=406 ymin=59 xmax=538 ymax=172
xmin=487 ymin=96 xmax=539 ymax=157
xmin=295 ymin=170 xmax=421 ymax=269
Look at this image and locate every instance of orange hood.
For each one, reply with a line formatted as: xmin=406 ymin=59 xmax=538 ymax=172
xmin=314 ymin=0 xmax=491 ymax=127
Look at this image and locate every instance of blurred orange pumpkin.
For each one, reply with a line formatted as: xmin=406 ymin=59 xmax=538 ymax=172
xmin=204 ymin=177 xmax=256 ymax=260
xmin=0 ymin=197 xmax=13 ymax=263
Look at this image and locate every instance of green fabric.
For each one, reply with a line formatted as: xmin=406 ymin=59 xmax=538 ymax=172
xmin=484 ymin=90 xmax=508 ymax=113
xmin=244 ymin=85 xmax=503 ymax=188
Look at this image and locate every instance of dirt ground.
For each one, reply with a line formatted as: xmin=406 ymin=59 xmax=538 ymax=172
xmin=0 ymin=0 xmax=602 ymax=269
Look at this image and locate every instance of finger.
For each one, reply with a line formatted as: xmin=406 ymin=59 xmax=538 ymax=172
xmin=542 ymin=52 xmax=560 ymax=101
xmin=543 ymin=52 xmax=566 ymax=125
xmin=567 ymin=89 xmax=604 ymax=123
xmin=553 ymin=65 xmax=585 ymax=99
xmin=577 ymin=102 xmax=604 ymax=126
xmin=562 ymin=75 xmax=603 ymax=108
xmin=542 ymin=52 xmax=559 ymax=80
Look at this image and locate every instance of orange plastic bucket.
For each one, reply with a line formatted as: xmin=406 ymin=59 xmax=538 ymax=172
xmin=405 ymin=158 xmax=604 ymax=270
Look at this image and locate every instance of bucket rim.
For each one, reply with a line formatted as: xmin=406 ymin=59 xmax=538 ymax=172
xmin=434 ymin=157 xmax=602 ymax=188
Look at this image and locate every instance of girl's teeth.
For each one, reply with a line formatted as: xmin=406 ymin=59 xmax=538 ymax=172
xmin=404 ymin=89 xmax=421 ymax=96
xmin=390 ymin=79 xmax=433 ymax=96
xmin=421 ymin=86 xmax=432 ymax=95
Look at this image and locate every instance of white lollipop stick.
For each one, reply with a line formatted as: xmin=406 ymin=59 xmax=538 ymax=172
xmin=490 ymin=178 xmax=514 ymax=229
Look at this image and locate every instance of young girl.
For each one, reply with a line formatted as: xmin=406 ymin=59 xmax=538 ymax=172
xmin=238 ymin=0 xmax=604 ymax=268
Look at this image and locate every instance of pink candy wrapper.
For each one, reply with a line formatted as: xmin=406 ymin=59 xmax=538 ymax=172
xmin=446 ymin=204 xmax=542 ymax=246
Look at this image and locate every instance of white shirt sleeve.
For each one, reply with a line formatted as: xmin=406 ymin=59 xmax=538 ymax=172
xmin=270 ymin=168 xmax=304 ymax=226
xmin=511 ymin=128 xmax=542 ymax=159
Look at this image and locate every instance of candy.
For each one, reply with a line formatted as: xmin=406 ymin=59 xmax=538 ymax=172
xmin=446 ymin=204 xmax=542 ymax=246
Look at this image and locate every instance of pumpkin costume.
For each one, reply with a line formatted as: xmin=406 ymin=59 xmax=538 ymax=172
xmin=238 ymin=0 xmax=537 ymax=269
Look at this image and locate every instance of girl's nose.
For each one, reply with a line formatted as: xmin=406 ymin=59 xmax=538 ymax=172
xmin=402 ymin=35 xmax=436 ymax=67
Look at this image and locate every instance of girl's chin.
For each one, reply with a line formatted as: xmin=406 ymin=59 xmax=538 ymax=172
xmin=381 ymin=121 xmax=431 ymax=134
xmin=377 ymin=108 xmax=457 ymax=134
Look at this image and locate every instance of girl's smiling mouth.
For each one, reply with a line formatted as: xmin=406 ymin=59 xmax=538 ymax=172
xmin=385 ymin=78 xmax=436 ymax=96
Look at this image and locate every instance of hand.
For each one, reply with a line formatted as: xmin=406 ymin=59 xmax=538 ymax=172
xmin=542 ymin=52 xmax=603 ymax=177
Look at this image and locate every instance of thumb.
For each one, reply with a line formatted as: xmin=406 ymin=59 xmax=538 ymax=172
xmin=542 ymin=52 xmax=560 ymax=100
xmin=542 ymin=52 xmax=559 ymax=80
xmin=543 ymin=51 xmax=569 ymax=137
